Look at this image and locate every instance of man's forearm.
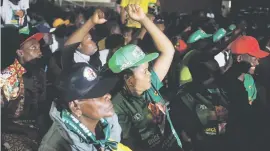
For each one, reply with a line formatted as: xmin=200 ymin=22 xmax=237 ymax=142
xmin=65 ymin=18 xmax=95 ymax=46
xmin=120 ymin=7 xmax=126 ymax=24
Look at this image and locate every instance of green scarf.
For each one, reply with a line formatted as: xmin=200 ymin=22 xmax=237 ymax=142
xmin=61 ymin=110 xmax=118 ymax=150
xmin=244 ymin=74 xmax=257 ymax=103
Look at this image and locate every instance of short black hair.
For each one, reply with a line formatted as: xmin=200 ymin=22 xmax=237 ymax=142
xmin=122 ymin=26 xmax=133 ymax=35
xmin=105 ymin=34 xmax=125 ymax=50
xmin=106 ymin=21 xmax=121 ymax=34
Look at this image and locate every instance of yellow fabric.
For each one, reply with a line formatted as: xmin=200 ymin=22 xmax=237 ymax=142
xmin=179 ymin=50 xmax=198 ymax=85
xmin=109 ymin=139 xmax=132 ymax=151
xmin=180 ymin=65 xmax=192 ymax=84
xmin=113 ymin=142 xmax=132 ymax=151
xmin=98 ymin=37 xmax=106 ymax=50
xmin=121 ymin=0 xmax=157 ymax=28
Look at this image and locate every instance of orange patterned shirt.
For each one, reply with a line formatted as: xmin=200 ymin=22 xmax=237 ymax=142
xmin=1 ymin=59 xmax=26 ymax=117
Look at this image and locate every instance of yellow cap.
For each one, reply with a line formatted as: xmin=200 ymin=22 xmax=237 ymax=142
xmin=53 ymin=18 xmax=65 ymax=28
xmin=180 ymin=65 xmax=193 ymax=84
xmin=64 ymin=20 xmax=70 ymax=25
xmin=53 ymin=18 xmax=70 ymax=28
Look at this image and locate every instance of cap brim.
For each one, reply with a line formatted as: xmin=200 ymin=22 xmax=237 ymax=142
xmin=81 ymin=76 xmax=119 ymax=99
xmin=20 ymin=33 xmax=44 ymax=46
xmin=226 ymin=31 xmax=233 ymax=36
xmin=50 ymin=28 xmax=56 ymax=33
xmin=249 ymin=49 xmax=270 ymax=59
xmin=204 ymin=34 xmax=213 ymax=38
xmin=133 ymin=53 xmax=159 ymax=67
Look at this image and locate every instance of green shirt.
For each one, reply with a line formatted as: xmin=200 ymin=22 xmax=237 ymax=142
xmin=112 ymin=70 xmax=164 ymax=149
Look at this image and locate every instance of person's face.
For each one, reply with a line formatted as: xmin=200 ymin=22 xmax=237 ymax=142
xmin=123 ymin=31 xmax=132 ymax=44
xmin=237 ymin=54 xmax=259 ymax=75
xmin=76 ymin=93 xmax=114 ymax=120
xmin=111 ymin=26 xmax=121 ymax=35
xmin=17 ymin=39 xmax=42 ymax=63
xmin=156 ymin=23 xmax=165 ymax=32
xmin=80 ymin=34 xmax=97 ymax=56
xmin=126 ymin=63 xmax=152 ymax=92
xmin=76 ymin=14 xmax=85 ymax=27
xmin=43 ymin=33 xmax=53 ymax=45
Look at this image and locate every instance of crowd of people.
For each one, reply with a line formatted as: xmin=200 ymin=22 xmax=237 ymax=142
xmin=1 ymin=0 xmax=270 ymax=151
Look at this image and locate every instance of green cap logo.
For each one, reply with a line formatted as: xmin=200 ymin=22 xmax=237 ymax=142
xmin=187 ymin=29 xmax=212 ymax=44
xmin=213 ymin=28 xmax=226 ymax=42
xmin=226 ymin=24 xmax=236 ymax=35
xmin=108 ymin=44 xmax=159 ymax=73
xmin=228 ymin=24 xmax=236 ymax=31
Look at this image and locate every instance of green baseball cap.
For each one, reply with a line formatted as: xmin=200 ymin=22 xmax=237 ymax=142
xmin=226 ymin=24 xmax=236 ymax=35
xmin=187 ymin=29 xmax=212 ymax=44
xmin=213 ymin=28 xmax=227 ymax=42
xmin=108 ymin=44 xmax=159 ymax=73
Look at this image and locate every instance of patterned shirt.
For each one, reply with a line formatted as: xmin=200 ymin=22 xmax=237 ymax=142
xmin=1 ymin=59 xmax=46 ymax=127
xmin=1 ymin=59 xmax=26 ymax=118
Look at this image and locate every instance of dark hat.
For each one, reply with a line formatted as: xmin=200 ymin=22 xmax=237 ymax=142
xmin=56 ymin=63 xmax=118 ymax=102
xmin=35 ymin=23 xmax=56 ymax=33
xmin=19 ymin=33 xmax=43 ymax=47
xmin=59 ymin=42 xmax=81 ymax=70
xmin=18 ymin=25 xmax=44 ymax=47
xmin=105 ymin=34 xmax=125 ymax=50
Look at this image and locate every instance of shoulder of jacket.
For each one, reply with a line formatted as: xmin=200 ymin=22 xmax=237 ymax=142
xmin=112 ymin=92 xmax=127 ymax=105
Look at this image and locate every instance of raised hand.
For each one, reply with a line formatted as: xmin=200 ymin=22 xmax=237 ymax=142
xmin=147 ymin=14 xmax=155 ymax=22
xmin=15 ymin=10 xmax=24 ymax=18
xmin=126 ymin=4 xmax=146 ymax=22
xmin=91 ymin=9 xmax=107 ymax=25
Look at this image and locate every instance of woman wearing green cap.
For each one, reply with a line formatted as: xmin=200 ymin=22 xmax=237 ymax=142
xmin=108 ymin=4 xmax=182 ymax=151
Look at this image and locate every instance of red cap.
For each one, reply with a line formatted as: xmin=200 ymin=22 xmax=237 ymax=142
xmin=20 ymin=33 xmax=44 ymax=46
xmin=175 ymin=39 xmax=187 ymax=53
xmin=231 ymin=36 xmax=269 ymax=58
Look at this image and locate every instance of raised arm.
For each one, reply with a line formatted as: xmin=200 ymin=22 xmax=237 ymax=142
xmin=120 ymin=7 xmax=127 ymax=25
xmin=65 ymin=9 xmax=107 ymax=46
xmin=126 ymin=4 xmax=174 ymax=81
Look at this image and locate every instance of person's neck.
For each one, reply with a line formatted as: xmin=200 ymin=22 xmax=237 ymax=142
xmin=125 ymin=84 xmax=144 ymax=97
xmin=77 ymin=49 xmax=89 ymax=56
xmin=79 ymin=116 xmax=99 ymax=134
xmin=17 ymin=58 xmax=25 ymax=65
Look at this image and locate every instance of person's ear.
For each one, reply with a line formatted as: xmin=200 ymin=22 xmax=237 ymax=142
xmin=16 ymin=49 xmax=24 ymax=57
xmin=124 ymin=74 xmax=134 ymax=87
xmin=69 ymin=100 xmax=82 ymax=118
xmin=237 ymin=55 xmax=242 ymax=62
xmin=78 ymin=43 xmax=82 ymax=49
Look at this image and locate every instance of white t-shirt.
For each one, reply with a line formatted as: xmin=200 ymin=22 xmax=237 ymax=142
xmin=1 ymin=0 xmax=29 ymax=26
xmin=99 ymin=49 xmax=109 ymax=66
xmin=74 ymin=50 xmax=90 ymax=63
